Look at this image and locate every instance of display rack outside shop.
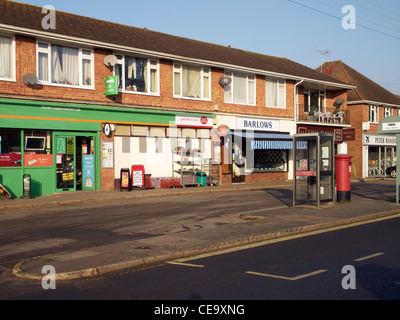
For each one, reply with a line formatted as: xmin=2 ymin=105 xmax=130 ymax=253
xmin=172 ymin=149 xmax=204 ymax=187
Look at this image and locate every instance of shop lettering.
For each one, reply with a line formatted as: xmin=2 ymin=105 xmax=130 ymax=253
xmin=243 ymin=120 xmax=273 ymax=130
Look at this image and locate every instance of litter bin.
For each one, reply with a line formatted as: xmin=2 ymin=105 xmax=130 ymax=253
xmin=196 ymin=172 xmax=207 ymax=187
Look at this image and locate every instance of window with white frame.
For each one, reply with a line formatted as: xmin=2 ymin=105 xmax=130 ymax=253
xmin=303 ymin=89 xmax=326 ymax=113
xmin=384 ymin=107 xmax=393 ymax=118
xmin=225 ymin=72 xmax=256 ymax=105
xmin=266 ymin=77 xmax=286 ymax=108
xmin=224 ymin=71 xmax=256 ymax=105
xmin=369 ymin=106 xmax=379 ymax=123
xmin=115 ymin=54 xmax=159 ymax=94
xmin=173 ymin=64 xmax=210 ymax=99
xmin=37 ymin=42 xmax=94 ymax=87
xmin=0 ymin=35 xmax=15 ymax=81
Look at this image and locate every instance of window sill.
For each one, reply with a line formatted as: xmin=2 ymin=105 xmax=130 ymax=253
xmin=173 ymin=96 xmax=211 ymax=102
xmin=265 ymin=105 xmax=286 ymax=109
xmin=38 ymin=82 xmax=95 ymax=90
xmin=120 ymin=90 xmax=160 ymax=97
xmin=0 ymin=78 xmax=16 ymax=83
xmin=224 ymin=101 xmax=257 ymax=107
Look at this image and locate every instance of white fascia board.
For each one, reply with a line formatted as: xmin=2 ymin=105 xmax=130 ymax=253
xmin=348 ymin=100 xmax=400 ymax=108
xmin=1 ymin=24 xmax=353 ymax=90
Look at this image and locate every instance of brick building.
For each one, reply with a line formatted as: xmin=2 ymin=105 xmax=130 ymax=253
xmin=321 ymin=60 xmax=400 ymax=178
xmin=0 ymin=1 xmax=353 ymax=197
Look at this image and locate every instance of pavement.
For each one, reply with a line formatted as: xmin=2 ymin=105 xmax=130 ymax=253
xmin=3 ymin=178 xmax=400 ymax=282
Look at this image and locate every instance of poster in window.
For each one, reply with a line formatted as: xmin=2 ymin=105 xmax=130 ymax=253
xmin=82 ymin=155 xmax=94 ymax=187
xmin=101 ymin=141 xmax=113 ymax=168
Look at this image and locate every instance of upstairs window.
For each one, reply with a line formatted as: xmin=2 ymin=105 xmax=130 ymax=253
xmin=173 ymin=64 xmax=211 ymax=100
xmin=266 ymin=77 xmax=286 ymax=108
xmin=115 ymin=54 xmax=159 ymax=94
xmin=0 ymin=35 xmax=15 ymax=81
xmin=369 ymin=106 xmax=379 ymax=123
xmin=37 ymin=42 xmax=94 ymax=88
xmin=224 ymin=71 xmax=255 ymax=105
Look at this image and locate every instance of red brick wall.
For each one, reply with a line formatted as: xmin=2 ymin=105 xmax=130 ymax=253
xmin=100 ymin=124 xmax=115 ymax=191
xmin=2 ymin=35 xmax=297 ymax=121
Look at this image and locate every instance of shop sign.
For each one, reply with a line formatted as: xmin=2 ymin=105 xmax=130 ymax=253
xmin=175 ymin=115 xmax=213 ymax=128
xmin=216 ymin=125 xmax=230 ymax=137
xmin=342 ymin=129 xmax=355 ymax=141
xmin=237 ymin=117 xmax=280 ymax=132
xmin=363 ymin=134 xmax=396 ymax=146
xmin=382 ymin=122 xmax=400 ymax=131
xmin=297 ymin=125 xmax=352 ymax=143
xmin=103 ymin=76 xmax=119 ymax=96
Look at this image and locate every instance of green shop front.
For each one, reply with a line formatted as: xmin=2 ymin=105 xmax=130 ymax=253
xmin=0 ymin=99 xmax=177 ymax=198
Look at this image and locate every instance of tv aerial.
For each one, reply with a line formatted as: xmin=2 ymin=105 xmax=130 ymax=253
xmin=315 ymin=49 xmax=330 ymax=72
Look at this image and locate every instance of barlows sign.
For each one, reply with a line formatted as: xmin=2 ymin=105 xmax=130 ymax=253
xmin=236 ymin=117 xmax=280 ymax=132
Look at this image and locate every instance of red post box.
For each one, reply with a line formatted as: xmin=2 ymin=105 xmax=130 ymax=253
xmin=335 ymin=154 xmax=353 ymax=202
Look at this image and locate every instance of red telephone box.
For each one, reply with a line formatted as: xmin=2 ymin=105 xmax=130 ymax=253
xmin=131 ymin=165 xmax=145 ymax=188
xmin=335 ymin=154 xmax=353 ymax=202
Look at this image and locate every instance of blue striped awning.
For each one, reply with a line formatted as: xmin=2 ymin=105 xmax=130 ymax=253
xmin=250 ymin=140 xmax=308 ymax=150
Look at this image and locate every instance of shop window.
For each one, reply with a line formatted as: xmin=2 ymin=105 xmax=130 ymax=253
xmin=0 ymin=35 xmax=15 ymax=81
xmin=132 ymin=126 xmax=149 ymax=137
xmin=115 ymin=125 xmax=131 ymax=136
xmin=173 ymin=64 xmax=211 ymax=100
xmin=24 ymin=130 xmax=51 ymax=155
xmin=249 ymin=149 xmax=288 ymax=172
xmin=0 ymin=129 xmax=21 ymax=167
xmin=115 ymin=54 xmax=159 ymax=94
xmin=37 ymin=42 xmax=94 ymax=88
xmin=224 ymin=71 xmax=256 ymax=105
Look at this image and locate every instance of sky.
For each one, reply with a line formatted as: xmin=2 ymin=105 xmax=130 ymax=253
xmin=14 ymin=0 xmax=400 ymax=94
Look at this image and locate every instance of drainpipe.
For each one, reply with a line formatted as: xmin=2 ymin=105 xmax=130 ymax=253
xmin=294 ymin=79 xmax=304 ymax=126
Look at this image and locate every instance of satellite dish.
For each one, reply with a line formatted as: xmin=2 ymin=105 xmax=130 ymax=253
xmin=335 ymin=98 xmax=345 ymax=106
xmin=22 ymin=74 xmax=38 ymax=86
xmin=103 ymin=55 xmax=118 ymax=67
xmin=219 ymin=76 xmax=232 ymax=86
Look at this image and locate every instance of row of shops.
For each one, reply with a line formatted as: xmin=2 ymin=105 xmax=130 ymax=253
xmin=0 ymin=98 xmax=396 ymax=198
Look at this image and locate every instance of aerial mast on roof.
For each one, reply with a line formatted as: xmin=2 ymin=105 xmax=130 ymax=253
xmin=315 ymin=49 xmax=330 ymax=72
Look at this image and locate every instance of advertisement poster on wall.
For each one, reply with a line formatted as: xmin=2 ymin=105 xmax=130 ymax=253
xmin=82 ymin=154 xmax=94 ymax=188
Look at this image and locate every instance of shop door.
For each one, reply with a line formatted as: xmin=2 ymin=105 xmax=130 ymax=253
xmin=56 ymin=136 xmax=76 ymax=192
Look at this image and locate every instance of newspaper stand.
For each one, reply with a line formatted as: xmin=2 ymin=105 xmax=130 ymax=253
xmin=131 ymin=165 xmax=145 ymax=189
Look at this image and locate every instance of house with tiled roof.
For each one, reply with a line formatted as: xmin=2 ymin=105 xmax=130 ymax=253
xmin=321 ymin=60 xmax=400 ymax=178
xmin=0 ymin=0 xmax=353 ymax=197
